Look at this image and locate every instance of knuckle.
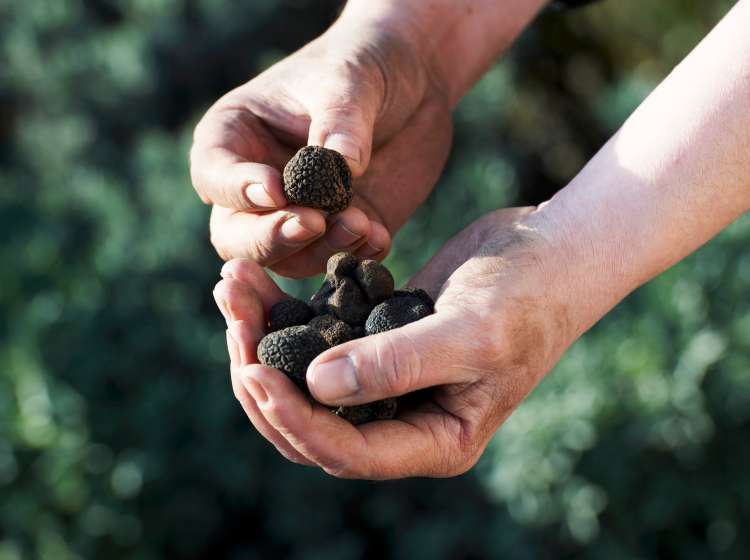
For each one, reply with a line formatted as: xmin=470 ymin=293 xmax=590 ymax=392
xmin=373 ymin=334 xmax=422 ymax=397
xmin=262 ymin=398 xmax=285 ymax=420
xmin=276 ymin=447 xmax=306 ymax=465
xmin=320 ymin=459 xmax=364 ymax=480
xmin=446 ymin=452 xmax=482 ymax=478
xmin=210 ymin=232 xmax=232 ymax=262
xmin=248 ymin=235 xmax=275 ymax=266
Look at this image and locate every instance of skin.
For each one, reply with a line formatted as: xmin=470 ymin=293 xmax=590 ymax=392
xmin=190 ymin=0 xmax=546 ymax=278
xmin=214 ymin=0 xmax=750 ymax=479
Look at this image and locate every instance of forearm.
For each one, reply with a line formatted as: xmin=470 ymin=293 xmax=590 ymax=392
xmin=336 ymin=0 xmax=549 ymax=105
xmin=535 ymin=0 xmax=750 ymax=335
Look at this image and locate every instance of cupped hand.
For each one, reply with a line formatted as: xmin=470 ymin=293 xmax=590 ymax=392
xmin=191 ymin=20 xmax=452 ymax=278
xmin=213 ymin=207 xmax=585 ymax=479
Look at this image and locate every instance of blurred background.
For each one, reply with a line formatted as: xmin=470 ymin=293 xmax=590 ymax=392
xmin=1 ymin=0 xmax=748 ymax=558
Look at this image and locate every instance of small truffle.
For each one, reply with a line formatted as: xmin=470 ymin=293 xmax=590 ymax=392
xmin=365 ymin=295 xmax=432 ymax=335
xmin=257 ymin=326 xmax=329 ymax=393
xmin=326 ymin=277 xmax=372 ymax=325
xmin=308 ymin=315 xmax=355 ymax=347
xmin=268 ymin=298 xmax=314 ymax=332
xmin=282 ymin=146 xmax=353 ymax=213
xmin=354 ymin=259 xmax=394 ymax=305
xmin=334 ymin=398 xmax=398 ymax=425
xmin=393 ymin=288 xmax=435 ymax=312
xmin=327 ymin=252 xmax=358 ymax=279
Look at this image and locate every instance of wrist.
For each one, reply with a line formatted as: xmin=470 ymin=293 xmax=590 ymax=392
xmin=336 ymin=0 xmax=549 ymax=105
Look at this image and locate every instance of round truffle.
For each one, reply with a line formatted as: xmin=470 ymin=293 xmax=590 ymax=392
xmin=268 ymin=298 xmax=314 ymax=332
xmin=393 ymin=287 xmax=435 ymax=312
xmin=334 ymin=398 xmax=398 ymax=425
xmin=327 ymin=252 xmax=358 ymax=280
xmin=365 ymin=295 xmax=432 ymax=335
xmin=308 ymin=314 xmax=354 ymax=347
xmin=257 ymin=326 xmax=329 ymax=393
xmin=354 ymin=259 xmax=394 ymax=305
xmin=282 ymin=146 xmax=353 ymax=213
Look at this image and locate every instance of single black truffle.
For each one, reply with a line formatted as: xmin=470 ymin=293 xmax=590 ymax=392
xmin=365 ymin=295 xmax=432 ymax=335
xmin=257 ymin=326 xmax=329 ymax=393
xmin=354 ymin=259 xmax=394 ymax=305
xmin=282 ymin=146 xmax=353 ymax=213
xmin=393 ymin=287 xmax=435 ymax=312
xmin=327 ymin=251 xmax=358 ymax=279
xmin=268 ymin=298 xmax=314 ymax=332
xmin=308 ymin=315 xmax=355 ymax=347
xmin=310 ymin=255 xmax=374 ymax=325
xmin=334 ymin=398 xmax=398 ymax=425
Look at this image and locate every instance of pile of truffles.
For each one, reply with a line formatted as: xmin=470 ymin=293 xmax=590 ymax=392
xmin=257 ymin=252 xmax=434 ymax=424
xmin=282 ymin=146 xmax=353 ymax=213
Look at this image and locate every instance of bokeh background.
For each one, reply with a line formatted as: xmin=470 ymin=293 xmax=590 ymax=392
xmin=1 ymin=0 xmax=748 ymax=558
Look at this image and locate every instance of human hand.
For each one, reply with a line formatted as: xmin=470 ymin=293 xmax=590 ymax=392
xmin=190 ymin=14 xmax=453 ymax=278
xmin=213 ymin=207 xmax=589 ymax=478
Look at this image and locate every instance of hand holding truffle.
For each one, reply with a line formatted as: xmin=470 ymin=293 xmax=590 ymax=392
xmin=214 ymin=208 xmax=585 ymax=479
xmin=189 ymin=6 xmax=453 ymax=278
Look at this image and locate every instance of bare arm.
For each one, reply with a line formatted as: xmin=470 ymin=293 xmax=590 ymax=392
xmin=536 ymin=0 xmax=750 ymax=337
xmin=339 ymin=0 xmax=549 ymax=106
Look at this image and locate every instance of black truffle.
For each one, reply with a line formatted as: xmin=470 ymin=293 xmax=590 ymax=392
xmin=393 ymin=287 xmax=435 ymax=312
xmin=334 ymin=398 xmax=398 ymax=425
xmin=326 ymin=277 xmax=372 ymax=325
xmin=365 ymin=295 xmax=432 ymax=335
xmin=268 ymin=298 xmax=314 ymax=332
xmin=327 ymin=251 xmax=358 ymax=279
xmin=310 ymin=255 xmax=374 ymax=325
xmin=282 ymin=146 xmax=353 ymax=213
xmin=354 ymin=259 xmax=394 ymax=305
xmin=308 ymin=315 xmax=355 ymax=347
xmin=310 ymin=279 xmax=335 ymax=316
xmin=257 ymin=326 xmax=329 ymax=393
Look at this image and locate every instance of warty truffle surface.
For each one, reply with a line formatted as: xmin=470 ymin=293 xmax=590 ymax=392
xmin=257 ymin=325 xmax=329 ymax=392
xmin=268 ymin=298 xmax=315 ymax=332
xmin=282 ymin=146 xmax=353 ymax=213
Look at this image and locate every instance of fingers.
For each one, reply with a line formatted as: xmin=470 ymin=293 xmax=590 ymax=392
xmin=226 ymin=326 xmax=315 ymax=466
xmin=268 ymin=206 xmax=373 ymax=277
xmin=217 ymin=276 xmax=315 ymax=466
xmin=307 ymin=312 xmax=483 ymax=407
xmin=209 ymin=205 xmax=326 ymax=266
xmin=211 ymin=205 xmax=391 ymax=277
xmin=219 ymin=259 xmax=286 ymax=313
xmin=190 ymin=107 xmax=291 ymax=211
xmin=308 ymin=96 xmax=378 ymax=178
xmin=240 ymin=364 xmax=472 ymax=479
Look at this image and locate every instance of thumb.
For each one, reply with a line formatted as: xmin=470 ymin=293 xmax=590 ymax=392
xmin=307 ymin=98 xmax=377 ymax=178
xmin=307 ymin=312 xmax=482 ymax=406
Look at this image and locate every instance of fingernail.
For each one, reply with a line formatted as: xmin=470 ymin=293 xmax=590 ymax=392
xmin=324 ymin=134 xmax=361 ymax=165
xmin=242 ymin=373 xmax=269 ymax=404
xmin=220 ymin=261 xmax=236 ymax=279
xmin=245 ymin=183 xmax=277 ymax=209
xmin=325 ymin=221 xmax=363 ymax=250
xmin=280 ymin=216 xmax=321 ymax=245
xmin=359 ymin=240 xmax=383 ymax=258
xmin=308 ymin=357 xmax=359 ymax=402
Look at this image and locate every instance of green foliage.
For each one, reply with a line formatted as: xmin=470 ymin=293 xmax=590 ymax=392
xmin=0 ymin=0 xmax=746 ymax=558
